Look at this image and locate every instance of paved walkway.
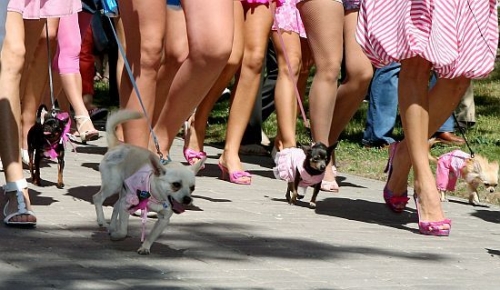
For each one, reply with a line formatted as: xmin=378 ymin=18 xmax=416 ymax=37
xmin=1 ymin=133 xmax=500 ymax=290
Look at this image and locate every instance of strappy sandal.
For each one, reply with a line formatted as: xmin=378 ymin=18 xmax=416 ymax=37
xmin=3 ymin=179 xmax=36 ymax=227
xmin=74 ymin=115 xmax=99 ymax=144
xmin=321 ymin=165 xmax=339 ymax=192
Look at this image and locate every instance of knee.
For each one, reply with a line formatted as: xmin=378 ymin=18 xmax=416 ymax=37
xmin=164 ymin=41 xmax=189 ymax=69
xmin=315 ymin=61 xmax=341 ymax=83
xmin=191 ymin=38 xmax=232 ymax=69
xmin=1 ymin=43 xmax=26 ymax=75
xmin=242 ymin=48 xmax=266 ymax=74
xmin=139 ymin=40 xmax=164 ymax=71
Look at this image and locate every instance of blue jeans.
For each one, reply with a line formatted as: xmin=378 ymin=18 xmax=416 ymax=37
xmin=362 ymin=62 xmax=399 ymax=146
xmin=362 ymin=62 xmax=454 ymax=146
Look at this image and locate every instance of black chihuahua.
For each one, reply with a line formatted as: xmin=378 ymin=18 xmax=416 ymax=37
xmin=274 ymin=142 xmax=335 ymax=208
xmin=27 ymin=104 xmax=71 ymax=188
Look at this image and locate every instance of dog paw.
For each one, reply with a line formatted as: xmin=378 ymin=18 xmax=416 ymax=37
xmin=137 ymin=247 xmax=151 ymax=255
xmin=109 ymin=231 xmax=127 ymax=241
xmin=309 ymin=202 xmax=317 ymax=209
xmin=56 ymin=183 xmax=64 ymax=189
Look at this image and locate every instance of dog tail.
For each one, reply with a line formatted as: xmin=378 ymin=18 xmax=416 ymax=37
xmin=105 ymin=110 xmax=143 ymax=149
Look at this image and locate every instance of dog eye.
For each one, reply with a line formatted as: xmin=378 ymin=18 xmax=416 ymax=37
xmin=484 ymin=183 xmax=490 ymax=187
xmin=172 ymin=182 xmax=181 ymax=188
xmin=190 ymin=186 xmax=195 ymax=192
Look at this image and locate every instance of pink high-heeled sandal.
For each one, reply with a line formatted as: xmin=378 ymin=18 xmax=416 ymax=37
xmin=383 ymin=142 xmax=409 ymax=212
xmin=183 ymin=148 xmax=207 ymax=169
xmin=217 ymin=163 xmax=251 ymax=185
xmin=413 ymin=195 xmax=451 ymax=236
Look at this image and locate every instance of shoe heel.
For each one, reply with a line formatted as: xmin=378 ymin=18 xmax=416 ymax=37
xmin=383 ymin=142 xmax=409 ymax=212
xmin=218 ymin=163 xmax=228 ymax=180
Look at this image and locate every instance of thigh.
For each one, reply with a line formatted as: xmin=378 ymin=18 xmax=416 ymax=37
xmin=297 ymin=0 xmax=344 ymax=69
xmin=117 ymin=0 xmax=167 ymax=55
xmin=182 ymin=0 xmax=234 ymax=52
xmin=342 ymin=10 xmax=372 ymax=79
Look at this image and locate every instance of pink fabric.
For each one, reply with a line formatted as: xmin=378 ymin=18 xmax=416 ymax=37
xmin=273 ymin=148 xmax=324 ymax=188
xmin=52 ymin=13 xmax=81 ymax=74
xmin=43 ymin=111 xmax=71 ymax=159
xmin=272 ymin=0 xmax=306 ymax=38
xmin=124 ymin=165 xmax=152 ymax=211
xmin=436 ymin=150 xmax=470 ymax=192
xmin=8 ymin=0 xmax=82 ymax=19
xmin=356 ymin=0 xmax=498 ymax=79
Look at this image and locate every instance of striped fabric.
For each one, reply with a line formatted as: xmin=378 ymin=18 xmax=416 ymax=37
xmin=356 ymin=0 xmax=499 ymax=79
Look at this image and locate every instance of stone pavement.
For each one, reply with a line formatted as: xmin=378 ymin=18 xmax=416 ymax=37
xmin=1 ymin=133 xmax=500 ymax=290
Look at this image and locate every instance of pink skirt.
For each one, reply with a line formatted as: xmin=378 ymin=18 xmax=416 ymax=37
xmin=8 ymin=0 xmax=82 ymax=19
xmin=356 ymin=0 xmax=498 ymax=79
xmin=272 ymin=0 xmax=306 ymax=38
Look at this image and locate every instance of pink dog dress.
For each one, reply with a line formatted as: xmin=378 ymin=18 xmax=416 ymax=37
xmin=8 ymin=0 xmax=82 ymax=19
xmin=436 ymin=150 xmax=470 ymax=192
xmin=124 ymin=164 xmax=155 ymax=214
xmin=273 ymin=148 xmax=324 ymax=189
xmin=356 ymin=0 xmax=498 ymax=79
xmin=272 ymin=0 xmax=306 ymax=38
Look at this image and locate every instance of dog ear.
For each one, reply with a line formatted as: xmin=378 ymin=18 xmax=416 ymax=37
xmin=189 ymin=156 xmax=206 ymax=175
xmin=150 ymin=155 xmax=166 ymax=176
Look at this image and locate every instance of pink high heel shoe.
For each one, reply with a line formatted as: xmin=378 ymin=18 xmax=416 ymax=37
xmin=183 ymin=148 xmax=207 ymax=169
xmin=413 ymin=195 xmax=451 ymax=236
xmin=383 ymin=142 xmax=409 ymax=212
xmin=218 ymin=163 xmax=251 ymax=185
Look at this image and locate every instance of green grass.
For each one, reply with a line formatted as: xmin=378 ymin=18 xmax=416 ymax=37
xmin=93 ymin=63 xmax=500 ymax=205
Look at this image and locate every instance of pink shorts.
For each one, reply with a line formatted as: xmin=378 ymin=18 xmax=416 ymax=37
xmin=8 ymin=0 xmax=82 ymax=19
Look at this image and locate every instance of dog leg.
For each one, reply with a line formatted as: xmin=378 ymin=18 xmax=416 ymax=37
xmin=286 ymin=183 xmax=293 ymax=204
xmin=56 ymin=156 xmax=65 ymax=189
xmin=467 ymin=184 xmax=480 ymax=205
xmin=93 ymin=189 xmax=109 ymax=227
xmin=33 ymin=152 xmax=42 ymax=186
xmin=309 ymin=183 xmax=320 ymax=208
xmin=137 ymin=211 xmax=173 ymax=255
xmin=109 ymin=203 xmax=129 ymax=241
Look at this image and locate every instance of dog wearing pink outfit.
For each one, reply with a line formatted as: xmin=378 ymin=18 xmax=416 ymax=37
xmin=433 ymin=149 xmax=499 ymax=205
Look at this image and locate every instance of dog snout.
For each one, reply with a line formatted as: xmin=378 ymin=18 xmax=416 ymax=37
xmin=488 ymin=187 xmax=495 ymax=193
xmin=183 ymin=196 xmax=192 ymax=205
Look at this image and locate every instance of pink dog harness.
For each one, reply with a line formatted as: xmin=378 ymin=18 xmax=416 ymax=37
xmin=124 ymin=165 xmax=171 ymax=242
xmin=273 ymin=148 xmax=324 ymax=189
xmin=436 ymin=150 xmax=470 ymax=191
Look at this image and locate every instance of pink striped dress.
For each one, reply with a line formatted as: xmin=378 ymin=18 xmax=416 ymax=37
xmin=8 ymin=0 xmax=82 ymax=19
xmin=356 ymin=0 xmax=498 ymax=79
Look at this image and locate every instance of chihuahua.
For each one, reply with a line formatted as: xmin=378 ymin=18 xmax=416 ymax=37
xmin=27 ymin=104 xmax=71 ymax=188
xmin=429 ymin=147 xmax=499 ymax=205
xmin=93 ymin=110 xmax=204 ymax=255
xmin=273 ymin=142 xmax=335 ymax=208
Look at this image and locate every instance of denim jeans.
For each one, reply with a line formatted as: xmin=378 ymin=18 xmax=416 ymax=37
xmin=362 ymin=62 xmax=453 ymax=146
xmin=362 ymin=62 xmax=400 ymax=146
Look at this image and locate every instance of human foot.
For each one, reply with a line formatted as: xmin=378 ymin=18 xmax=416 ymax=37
xmin=413 ymin=193 xmax=450 ymax=236
xmin=321 ymin=165 xmax=339 ymax=192
xmin=3 ymin=180 xmax=36 ymax=226
xmin=183 ymin=115 xmax=206 ymax=168
xmin=74 ymin=115 xmax=99 ymax=143
xmin=383 ymin=142 xmax=410 ymax=212
xmin=218 ymin=154 xmax=251 ymax=185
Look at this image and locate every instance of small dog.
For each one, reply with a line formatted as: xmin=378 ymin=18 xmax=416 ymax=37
xmin=27 ymin=104 xmax=71 ymax=188
xmin=93 ymin=110 xmax=204 ymax=255
xmin=430 ymin=147 xmax=499 ymax=205
xmin=273 ymin=142 xmax=335 ymax=208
